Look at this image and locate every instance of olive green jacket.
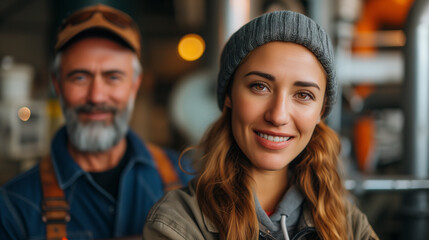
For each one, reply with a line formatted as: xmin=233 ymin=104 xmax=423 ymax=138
xmin=143 ymin=180 xmax=379 ymax=240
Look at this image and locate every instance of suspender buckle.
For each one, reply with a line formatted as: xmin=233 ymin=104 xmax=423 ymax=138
xmin=42 ymin=197 xmax=70 ymax=223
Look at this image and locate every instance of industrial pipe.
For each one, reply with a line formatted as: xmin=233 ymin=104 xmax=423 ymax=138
xmin=402 ymin=0 xmax=429 ymax=238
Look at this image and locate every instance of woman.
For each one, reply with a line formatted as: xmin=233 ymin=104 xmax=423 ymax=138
xmin=144 ymin=10 xmax=378 ymax=240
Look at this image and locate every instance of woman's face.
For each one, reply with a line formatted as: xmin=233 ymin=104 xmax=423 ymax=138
xmin=225 ymin=42 xmax=326 ymax=173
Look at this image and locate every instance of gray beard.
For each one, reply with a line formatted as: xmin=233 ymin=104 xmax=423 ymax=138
xmin=60 ymin=98 xmax=135 ymax=153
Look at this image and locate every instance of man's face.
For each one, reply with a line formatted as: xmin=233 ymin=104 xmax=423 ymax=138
xmin=54 ymin=37 xmax=141 ymax=152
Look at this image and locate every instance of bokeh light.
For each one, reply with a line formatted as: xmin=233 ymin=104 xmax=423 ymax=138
xmin=18 ymin=106 xmax=31 ymax=121
xmin=178 ymin=34 xmax=205 ymax=61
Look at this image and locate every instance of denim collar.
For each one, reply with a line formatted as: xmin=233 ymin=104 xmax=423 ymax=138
xmin=51 ymin=126 xmax=156 ymax=189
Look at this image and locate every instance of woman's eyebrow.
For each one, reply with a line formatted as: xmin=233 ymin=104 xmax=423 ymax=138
xmin=243 ymin=71 xmax=321 ymax=90
xmin=294 ymin=81 xmax=320 ymax=90
xmin=244 ymin=71 xmax=275 ymax=81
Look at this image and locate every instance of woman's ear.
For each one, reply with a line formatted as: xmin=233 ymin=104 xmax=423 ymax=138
xmin=224 ymin=95 xmax=232 ymax=108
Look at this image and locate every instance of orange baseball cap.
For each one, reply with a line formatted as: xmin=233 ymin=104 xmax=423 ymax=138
xmin=55 ymin=4 xmax=141 ymax=57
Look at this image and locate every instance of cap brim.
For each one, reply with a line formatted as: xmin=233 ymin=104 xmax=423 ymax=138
xmin=55 ymin=7 xmax=141 ymax=57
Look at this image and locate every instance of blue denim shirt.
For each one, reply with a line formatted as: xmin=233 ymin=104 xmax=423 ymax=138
xmin=0 ymin=127 xmax=193 ymax=240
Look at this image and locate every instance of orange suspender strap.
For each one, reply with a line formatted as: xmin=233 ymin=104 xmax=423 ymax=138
xmin=40 ymin=156 xmax=70 ymax=240
xmin=146 ymin=143 xmax=182 ymax=191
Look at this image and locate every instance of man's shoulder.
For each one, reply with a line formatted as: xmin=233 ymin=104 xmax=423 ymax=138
xmin=0 ymin=164 xmax=42 ymax=213
xmin=126 ymin=129 xmax=180 ymax=158
xmin=127 ymin=130 xmax=193 ymax=184
xmin=1 ymin=164 xmax=41 ymax=193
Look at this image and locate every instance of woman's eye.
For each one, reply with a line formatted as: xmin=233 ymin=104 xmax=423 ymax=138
xmin=295 ymin=92 xmax=314 ymax=100
xmin=250 ymin=83 xmax=269 ymax=92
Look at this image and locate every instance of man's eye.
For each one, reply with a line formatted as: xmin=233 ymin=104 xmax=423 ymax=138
xmin=108 ymin=75 xmax=122 ymax=81
xmin=71 ymin=75 xmax=87 ymax=82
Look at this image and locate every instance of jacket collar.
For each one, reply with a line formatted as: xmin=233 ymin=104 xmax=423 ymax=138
xmin=188 ymin=179 xmax=219 ymax=233
xmin=203 ymin=213 xmax=218 ymax=233
xmin=297 ymin=201 xmax=316 ymax=230
xmin=51 ymin=126 xmax=156 ymax=189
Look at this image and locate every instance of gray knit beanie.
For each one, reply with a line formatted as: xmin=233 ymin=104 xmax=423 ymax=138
xmin=217 ymin=10 xmax=336 ymax=118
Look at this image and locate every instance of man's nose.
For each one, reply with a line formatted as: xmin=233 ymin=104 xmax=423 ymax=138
xmin=87 ymin=75 xmax=107 ymax=104
xmin=264 ymin=93 xmax=291 ymax=127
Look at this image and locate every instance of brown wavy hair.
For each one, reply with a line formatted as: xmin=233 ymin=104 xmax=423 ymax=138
xmin=195 ymin=108 xmax=348 ymax=240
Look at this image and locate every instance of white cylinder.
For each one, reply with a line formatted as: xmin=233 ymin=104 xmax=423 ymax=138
xmin=1 ymin=64 xmax=34 ymax=101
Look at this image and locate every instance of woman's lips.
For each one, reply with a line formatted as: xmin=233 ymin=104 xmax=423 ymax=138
xmin=254 ymin=130 xmax=293 ymax=150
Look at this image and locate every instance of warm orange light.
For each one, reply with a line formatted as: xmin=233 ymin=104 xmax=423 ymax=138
xmin=394 ymin=0 xmax=408 ymax=5
xmin=178 ymin=34 xmax=205 ymax=61
xmin=18 ymin=106 xmax=31 ymax=121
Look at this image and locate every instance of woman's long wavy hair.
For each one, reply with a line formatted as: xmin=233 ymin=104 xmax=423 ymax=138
xmin=195 ymin=108 xmax=348 ymax=240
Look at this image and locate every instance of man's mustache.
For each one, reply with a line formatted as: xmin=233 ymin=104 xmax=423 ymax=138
xmin=75 ymin=104 xmax=118 ymax=114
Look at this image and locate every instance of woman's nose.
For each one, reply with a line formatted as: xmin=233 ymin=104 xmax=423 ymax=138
xmin=264 ymin=93 xmax=291 ymax=126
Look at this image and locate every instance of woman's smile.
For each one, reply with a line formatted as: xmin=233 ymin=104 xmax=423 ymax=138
xmin=254 ymin=130 xmax=293 ymax=150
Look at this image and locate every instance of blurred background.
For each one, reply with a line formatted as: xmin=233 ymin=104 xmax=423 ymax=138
xmin=0 ymin=0 xmax=428 ymax=239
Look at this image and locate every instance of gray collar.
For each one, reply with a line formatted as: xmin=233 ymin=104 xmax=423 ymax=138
xmin=255 ymin=185 xmax=305 ymax=232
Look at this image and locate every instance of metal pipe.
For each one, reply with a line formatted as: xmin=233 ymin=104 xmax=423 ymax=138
xmin=307 ymin=0 xmax=334 ymax=36
xmin=404 ymin=0 xmax=429 ymax=179
xmin=402 ymin=0 xmax=429 ymax=238
xmin=337 ymin=52 xmax=403 ymax=84
xmin=345 ymin=177 xmax=429 ymax=193
xmin=218 ymin=0 xmax=260 ymax=49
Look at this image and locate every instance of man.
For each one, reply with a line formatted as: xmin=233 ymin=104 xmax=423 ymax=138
xmin=0 ymin=4 xmax=192 ymax=240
